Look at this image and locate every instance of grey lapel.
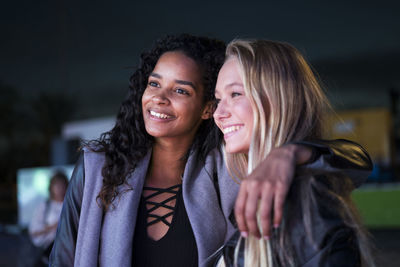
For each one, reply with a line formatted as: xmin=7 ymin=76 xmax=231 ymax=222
xmin=182 ymin=149 xmax=227 ymax=267
xmin=99 ymin=150 xmax=151 ymax=266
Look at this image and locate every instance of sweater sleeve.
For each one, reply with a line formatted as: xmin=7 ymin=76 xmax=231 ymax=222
xmin=28 ymin=201 xmax=47 ymax=247
xmin=49 ymin=152 xmax=85 ymax=267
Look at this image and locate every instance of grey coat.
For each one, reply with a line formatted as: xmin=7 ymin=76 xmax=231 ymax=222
xmin=49 ymin=140 xmax=372 ymax=267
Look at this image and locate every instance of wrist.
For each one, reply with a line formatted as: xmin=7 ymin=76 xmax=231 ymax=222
xmin=291 ymin=144 xmax=313 ymax=165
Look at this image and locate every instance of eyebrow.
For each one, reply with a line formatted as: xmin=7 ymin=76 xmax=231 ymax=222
xmin=215 ymin=82 xmax=244 ymax=96
xmin=175 ymin=79 xmax=197 ymax=90
xmin=150 ymin=72 xmax=197 ymax=90
xmin=149 ymin=73 xmax=162 ymax=79
xmin=226 ymin=82 xmax=244 ymax=88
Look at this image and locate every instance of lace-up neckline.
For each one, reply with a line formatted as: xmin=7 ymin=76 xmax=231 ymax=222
xmin=132 ymin=182 xmax=199 ymax=266
xmin=142 ymin=184 xmax=181 ymax=228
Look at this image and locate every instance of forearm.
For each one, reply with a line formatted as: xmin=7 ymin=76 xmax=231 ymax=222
xmin=233 ymin=139 xmax=372 ymax=238
xmin=283 ymin=144 xmax=313 ymax=165
xmin=30 ymin=223 xmax=58 ymax=237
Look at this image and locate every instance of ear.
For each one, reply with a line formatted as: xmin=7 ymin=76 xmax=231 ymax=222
xmin=201 ymin=101 xmax=214 ymax=120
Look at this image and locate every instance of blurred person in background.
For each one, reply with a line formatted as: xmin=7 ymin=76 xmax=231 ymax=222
xmin=29 ymin=171 xmax=68 ymax=266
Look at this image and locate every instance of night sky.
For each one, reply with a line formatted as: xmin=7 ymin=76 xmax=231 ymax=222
xmin=1 ymin=0 xmax=400 ymax=118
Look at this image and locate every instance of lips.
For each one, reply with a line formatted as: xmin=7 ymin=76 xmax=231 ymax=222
xmin=222 ymin=124 xmax=243 ymax=134
xmin=148 ymin=110 xmax=175 ymax=120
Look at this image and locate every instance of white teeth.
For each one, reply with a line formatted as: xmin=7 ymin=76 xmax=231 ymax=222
xmin=223 ymin=125 xmax=242 ymax=134
xmin=150 ymin=110 xmax=170 ymax=119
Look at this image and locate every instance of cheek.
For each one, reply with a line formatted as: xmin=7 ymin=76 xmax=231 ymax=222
xmin=236 ymin=102 xmax=254 ymax=138
xmin=180 ymin=96 xmax=204 ymax=115
xmin=182 ymin=104 xmax=202 ymax=122
xmin=236 ymin=101 xmax=253 ymax=122
xmin=214 ymin=115 xmax=224 ymax=131
xmin=141 ymin=89 xmax=152 ymax=110
xmin=215 ymin=122 xmax=223 ymax=132
xmin=141 ymin=89 xmax=149 ymax=103
xmin=245 ymin=106 xmax=254 ymax=125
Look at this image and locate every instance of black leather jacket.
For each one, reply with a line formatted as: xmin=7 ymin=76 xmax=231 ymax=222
xmin=213 ymin=173 xmax=363 ymax=267
xmin=50 ymin=139 xmax=372 ymax=266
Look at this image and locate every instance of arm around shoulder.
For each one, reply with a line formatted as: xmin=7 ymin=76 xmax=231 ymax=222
xmin=294 ymin=139 xmax=373 ymax=187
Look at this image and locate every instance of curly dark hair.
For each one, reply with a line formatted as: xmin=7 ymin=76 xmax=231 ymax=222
xmin=90 ymin=34 xmax=226 ymax=211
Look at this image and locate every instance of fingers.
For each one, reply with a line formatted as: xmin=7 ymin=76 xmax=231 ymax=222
xmin=236 ymin=180 xmax=267 ymax=239
xmin=234 ymin=145 xmax=299 ymax=240
xmin=235 ymin=181 xmax=249 ymax=237
xmin=236 ymin=178 xmax=292 ymax=240
xmin=244 ymin=183 xmax=262 ymax=238
xmin=259 ymin=187 xmax=273 ymax=239
xmin=273 ymin=183 xmax=290 ymax=228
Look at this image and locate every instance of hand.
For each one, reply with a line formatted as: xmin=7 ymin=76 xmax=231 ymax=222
xmin=31 ymin=222 xmax=59 ymax=237
xmin=234 ymin=144 xmax=312 ymax=239
xmin=46 ymin=222 xmax=59 ymax=231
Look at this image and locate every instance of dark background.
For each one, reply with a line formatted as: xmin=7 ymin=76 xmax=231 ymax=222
xmin=1 ymin=0 xmax=400 ymax=265
xmin=1 ymin=0 xmax=400 ymax=117
xmin=1 ymin=0 xmax=400 ymax=217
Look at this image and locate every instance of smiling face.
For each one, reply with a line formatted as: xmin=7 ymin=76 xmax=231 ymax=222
xmin=214 ymin=57 xmax=253 ymax=154
xmin=142 ymin=51 xmax=212 ymax=142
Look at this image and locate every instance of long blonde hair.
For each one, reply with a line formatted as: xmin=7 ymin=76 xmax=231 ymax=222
xmin=221 ymin=39 xmax=375 ymax=267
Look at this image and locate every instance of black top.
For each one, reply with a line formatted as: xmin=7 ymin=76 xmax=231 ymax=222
xmin=132 ymin=184 xmax=198 ymax=267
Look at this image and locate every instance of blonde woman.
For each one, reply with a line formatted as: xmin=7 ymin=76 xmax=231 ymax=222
xmin=213 ymin=40 xmax=374 ymax=266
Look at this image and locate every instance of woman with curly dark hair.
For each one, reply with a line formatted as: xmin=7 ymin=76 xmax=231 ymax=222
xmin=49 ymin=34 xmax=372 ymax=267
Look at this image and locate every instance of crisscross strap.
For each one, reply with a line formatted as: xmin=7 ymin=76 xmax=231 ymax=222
xmin=142 ymin=184 xmax=181 ymax=227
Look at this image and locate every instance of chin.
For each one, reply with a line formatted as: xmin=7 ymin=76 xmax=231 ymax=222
xmin=144 ymin=127 xmax=164 ymax=138
xmin=225 ymin=144 xmax=249 ymax=154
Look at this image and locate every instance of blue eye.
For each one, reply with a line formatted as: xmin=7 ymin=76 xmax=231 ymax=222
xmin=175 ymin=88 xmax=189 ymax=95
xmin=231 ymin=92 xmax=242 ymax=97
xmin=148 ymin=81 xmax=159 ymax=87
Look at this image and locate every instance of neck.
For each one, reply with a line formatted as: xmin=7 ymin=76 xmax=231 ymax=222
xmin=147 ymin=137 xmax=194 ymax=187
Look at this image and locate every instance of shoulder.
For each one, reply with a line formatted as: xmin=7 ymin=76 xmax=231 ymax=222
xmin=287 ymin=173 xmax=360 ymax=265
xmin=65 ymin=148 xmax=105 ymax=206
xmin=203 ymin=146 xmax=229 ymax=178
xmin=80 ymin=147 xmax=106 ymax=178
xmin=196 ymin=146 xmax=226 ymax=177
xmin=204 ymin=146 xmax=223 ymax=162
xmin=290 ymin=171 xmax=354 ymax=208
xmin=288 ymin=172 xmax=353 ymax=227
xmin=82 ymin=146 xmax=105 ymax=161
xmin=297 ymin=226 xmax=360 ymax=267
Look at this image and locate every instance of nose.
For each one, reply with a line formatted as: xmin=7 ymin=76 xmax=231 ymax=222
xmin=152 ymin=89 xmax=169 ymax=105
xmin=213 ymin=99 xmax=230 ymax=121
